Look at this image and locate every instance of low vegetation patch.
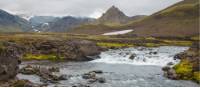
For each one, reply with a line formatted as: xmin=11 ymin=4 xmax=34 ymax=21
xmin=191 ymin=36 xmax=199 ymax=41
xmin=97 ymin=42 xmax=133 ymax=48
xmin=163 ymin=40 xmax=193 ymax=46
xmin=174 ymin=59 xmax=200 ymax=83
xmin=193 ymin=72 xmax=200 ymax=83
xmin=174 ymin=60 xmax=193 ymax=80
xmin=22 ymin=54 xmax=64 ymax=61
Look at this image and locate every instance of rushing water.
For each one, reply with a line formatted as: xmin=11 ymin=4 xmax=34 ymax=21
xmin=17 ymin=46 xmax=200 ymax=87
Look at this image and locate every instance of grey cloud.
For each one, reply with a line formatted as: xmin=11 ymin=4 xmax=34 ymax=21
xmin=0 ymin=0 xmax=182 ymax=18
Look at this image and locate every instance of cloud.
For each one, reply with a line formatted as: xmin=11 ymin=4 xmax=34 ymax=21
xmin=0 ymin=0 xmax=182 ymax=18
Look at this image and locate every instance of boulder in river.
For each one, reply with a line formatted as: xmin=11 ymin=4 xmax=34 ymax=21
xmin=129 ymin=54 xmax=136 ymax=60
xmin=98 ymin=77 xmax=106 ymax=83
xmin=72 ymin=83 xmax=90 ymax=87
xmin=162 ymin=66 xmax=178 ymax=80
xmin=89 ymin=70 xmax=103 ymax=74
xmin=167 ymin=62 xmax=174 ymax=66
xmin=19 ymin=65 xmax=67 ymax=83
xmin=82 ymin=72 xmax=96 ymax=79
xmin=149 ymin=51 xmax=158 ymax=55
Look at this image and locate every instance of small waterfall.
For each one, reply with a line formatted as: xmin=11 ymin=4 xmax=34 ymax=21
xmin=91 ymin=46 xmax=189 ymax=66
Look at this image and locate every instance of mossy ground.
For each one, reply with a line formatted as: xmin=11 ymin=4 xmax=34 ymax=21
xmin=193 ymin=72 xmax=200 ymax=83
xmin=174 ymin=60 xmax=193 ymax=80
xmin=0 ymin=33 xmax=196 ymax=48
xmin=22 ymin=54 xmax=64 ymax=61
xmin=174 ymin=59 xmax=200 ymax=83
xmin=97 ymin=42 xmax=133 ymax=48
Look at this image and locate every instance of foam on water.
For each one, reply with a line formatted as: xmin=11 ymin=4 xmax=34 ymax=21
xmin=91 ymin=46 xmax=189 ymax=66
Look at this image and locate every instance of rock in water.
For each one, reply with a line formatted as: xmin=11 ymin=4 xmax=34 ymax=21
xmin=129 ymin=54 xmax=136 ymax=60
xmin=89 ymin=70 xmax=103 ymax=74
xmin=82 ymin=72 xmax=96 ymax=79
xmin=98 ymin=77 xmax=106 ymax=83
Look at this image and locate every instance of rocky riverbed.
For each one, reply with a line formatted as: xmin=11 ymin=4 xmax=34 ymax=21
xmin=16 ymin=46 xmax=199 ymax=87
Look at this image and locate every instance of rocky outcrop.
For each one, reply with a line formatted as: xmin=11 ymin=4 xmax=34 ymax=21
xmin=23 ymin=40 xmax=102 ymax=61
xmin=0 ymin=79 xmax=44 ymax=87
xmin=19 ymin=65 xmax=67 ymax=83
xmin=163 ymin=42 xmax=200 ymax=83
xmin=0 ymin=39 xmax=102 ymax=86
xmin=0 ymin=42 xmax=23 ymax=81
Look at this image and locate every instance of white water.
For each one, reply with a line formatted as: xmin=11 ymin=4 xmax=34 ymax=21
xmin=102 ymin=29 xmax=133 ymax=35
xmin=91 ymin=46 xmax=189 ymax=66
xmin=18 ymin=46 xmax=200 ymax=87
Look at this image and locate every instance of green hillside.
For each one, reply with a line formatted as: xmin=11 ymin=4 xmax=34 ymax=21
xmin=125 ymin=0 xmax=199 ymax=37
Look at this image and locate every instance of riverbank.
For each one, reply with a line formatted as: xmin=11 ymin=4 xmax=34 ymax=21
xmin=16 ymin=46 xmax=199 ymax=87
xmin=163 ymin=42 xmax=200 ymax=83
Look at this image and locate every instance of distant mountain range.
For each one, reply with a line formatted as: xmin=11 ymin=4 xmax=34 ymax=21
xmin=0 ymin=5 xmax=145 ymax=33
xmin=45 ymin=16 xmax=95 ymax=32
xmin=0 ymin=0 xmax=198 ymax=37
xmin=0 ymin=9 xmax=32 ymax=32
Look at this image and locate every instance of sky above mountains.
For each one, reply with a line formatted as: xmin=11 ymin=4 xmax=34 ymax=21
xmin=0 ymin=0 xmax=182 ymax=18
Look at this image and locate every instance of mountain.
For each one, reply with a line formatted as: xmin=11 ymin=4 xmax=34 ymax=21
xmin=97 ymin=6 xmax=130 ymax=25
xmin=45 ymin=16 xmax=95 ymax=32
xmin=124 ymin=0 xmax=199 ymax=37
xmin=69 ymin=6 xmax=146 ymax=34
xmin=0 ymin=9 xmax=32 ymax=32
xmin=29 ymin=16 xmax=60 ymax=32
xmin=29 ymin=16 xmax=59 ymax=27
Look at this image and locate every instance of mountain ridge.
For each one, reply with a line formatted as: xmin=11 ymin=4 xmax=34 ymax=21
xmin=0 ymin=9 xmax=32 ymax=32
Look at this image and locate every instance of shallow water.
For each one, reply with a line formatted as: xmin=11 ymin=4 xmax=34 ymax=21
xmin=17 ymin=46 xmax=200 ymax=87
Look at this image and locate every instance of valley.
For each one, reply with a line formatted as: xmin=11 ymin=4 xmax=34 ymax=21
xmin=0 ymin=0 xmax=199 ymax=87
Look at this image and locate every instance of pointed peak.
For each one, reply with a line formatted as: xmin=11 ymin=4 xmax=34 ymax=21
xmin=108 ymin=5 xmax=120 ymax=11
xmin=110 ymin=5 xmax=117 ymax=9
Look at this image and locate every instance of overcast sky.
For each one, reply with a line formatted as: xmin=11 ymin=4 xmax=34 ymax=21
xmin=0 ymin=0 xmax=182 ymax=18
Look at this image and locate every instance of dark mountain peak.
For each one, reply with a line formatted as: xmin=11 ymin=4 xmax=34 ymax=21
xmin=107 ymin=5 xmax=119 ymax=12
xmin=104 ymin=5 xmax=127 ymax=17
xmin=98 ymin=6 xmax=129 ymax=25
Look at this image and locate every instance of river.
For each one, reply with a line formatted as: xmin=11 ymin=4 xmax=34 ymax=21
xmin=17 ymin=46 xmax=200 ymax=87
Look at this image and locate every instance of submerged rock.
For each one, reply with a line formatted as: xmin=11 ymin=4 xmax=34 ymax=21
xmin=167 ymin=62 xmax=174 ymax=66
xmin=89 ymin=70 xmax=103 ymax=74
xmin=98 ymin=77 xmax=106 ymax=83
xmin=149 ymin=51 xmax=158 ymax=55
xmin=72 ymin=83 xmax=90 ymax=87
